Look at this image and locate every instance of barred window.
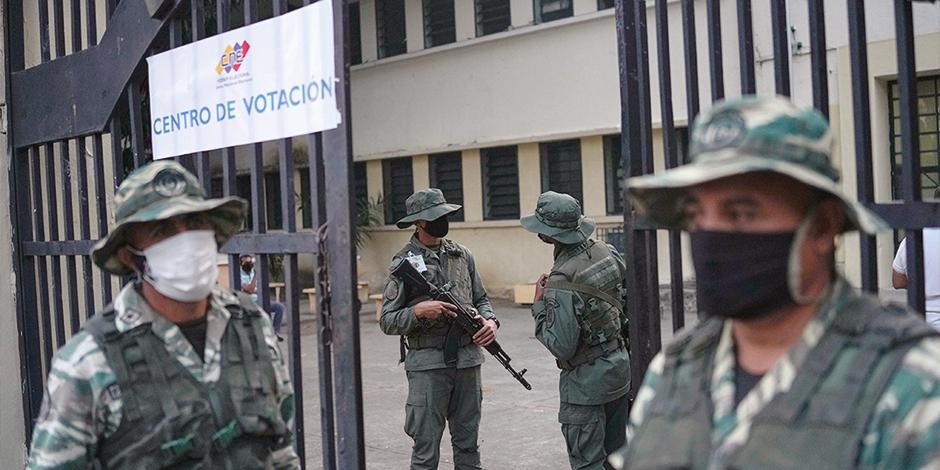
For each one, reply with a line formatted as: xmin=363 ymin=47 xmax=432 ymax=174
xmin=424 ymin=0 xmax=456 ymax=48
xmin=350 ymin=1 xmax=363 ymax=65
xmin=377 ymin=0 xmax=407 ymax=59
xmin=429 ymin=152 xmax=464 ymax=221
xmin=383 ymin=157 xmax=414 ymax=224
xmin=475 ymin=0 xmax=511 ymax=37
xmin=541 ymin=139 xmax=583 ymax=205
xmin=597 ymin=0 xmax=614 ymax=10
xmin=535 ymin=0 xmax=573 ymax=23
xmin=354 ymin=161 xmax=369 ymax=208
xmin=604 ymin=129 xmax=688 ymax=215
xmin=481 ymin=146 xmax=520 ymax=220
xmin=889 ymin=75 xmax=940 ymax=202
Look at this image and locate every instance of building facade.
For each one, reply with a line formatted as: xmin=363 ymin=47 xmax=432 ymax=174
xmin=349 ymin=0 xmax=940 ymax=298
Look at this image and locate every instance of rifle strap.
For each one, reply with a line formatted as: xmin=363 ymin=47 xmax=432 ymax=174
xmin=545 ymin=280 xmax=623 ymax=310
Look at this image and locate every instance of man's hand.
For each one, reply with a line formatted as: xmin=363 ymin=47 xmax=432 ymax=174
xmin=533 ymin=273 xmax=549 ymax=303
xmin=414 ymin=300 xmax=458 ymax=320
xmin=473 ymin=315 xmax=498 ymax=346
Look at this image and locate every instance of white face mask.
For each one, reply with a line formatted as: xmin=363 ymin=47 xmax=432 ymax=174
xmin=135 ymin=230 xmax=219 ymax=302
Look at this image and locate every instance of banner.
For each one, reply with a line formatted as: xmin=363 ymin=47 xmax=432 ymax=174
xmin=147 ymin=1 xmax=340 ymax=160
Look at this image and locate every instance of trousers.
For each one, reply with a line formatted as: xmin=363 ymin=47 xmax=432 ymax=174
xmin=405 ymin=366 xmax=483 ymax=470
xmin=559 ymin=393 xmax=630 ymax=470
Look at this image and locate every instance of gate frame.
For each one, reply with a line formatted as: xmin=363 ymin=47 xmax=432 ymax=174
xmin=3 ymin=1 xmax=366 ymax=468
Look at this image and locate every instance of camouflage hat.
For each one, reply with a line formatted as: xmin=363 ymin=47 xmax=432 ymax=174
xmin=91 ymin=160 xmax=248 ymax=275
xmin=520 ymin=191 xmax=595 ymax=244
xmin=396 ymin=188 xmax=462 ymax=228
xmin=628 ymin=95 xmax=888 ymax=234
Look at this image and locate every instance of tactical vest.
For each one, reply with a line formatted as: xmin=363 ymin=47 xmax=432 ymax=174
xmin=83 ymin=293 xmax=289 ymax=470
xmin=398 ymin=241 xmax=475 ymax=353
xmin=625 ymin=293 xmax=938 ymax=470
xmin=547 ymin=240 xmax=625 ymax=370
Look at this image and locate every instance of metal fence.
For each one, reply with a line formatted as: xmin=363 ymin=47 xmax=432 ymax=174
xmin=3 ymin=0 xmax=364 ymax=468
xmin=613 ymin=0 xmax=940 ymax=396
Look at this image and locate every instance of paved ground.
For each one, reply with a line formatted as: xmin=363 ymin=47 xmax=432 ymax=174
xmin=292 ymin=300 xmax=572 ymax=469
xmin=288 ymin=288 xmax=910 ymax=469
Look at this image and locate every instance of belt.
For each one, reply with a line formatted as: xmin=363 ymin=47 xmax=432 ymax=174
xmin=406 ymin=334 xmax=473 ymax=350
xmin=556 ymin=337 xmax=624 ymax=371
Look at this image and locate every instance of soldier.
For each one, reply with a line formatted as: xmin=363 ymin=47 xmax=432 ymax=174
xmin=27 ymin=161 xmax=300 ymax=469
xmin=521 ymin=191 xmax=630 ymax=470
xmin=610 ymin=95 xmax=940 ymax=469
xmin=380 ymin=188 xmax=499 ymax=470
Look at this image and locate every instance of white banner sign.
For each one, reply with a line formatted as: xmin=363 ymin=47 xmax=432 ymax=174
xmin=147 ymin=1 xmax=340 ymax=160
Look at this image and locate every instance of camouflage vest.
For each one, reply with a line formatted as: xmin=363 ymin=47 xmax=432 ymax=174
xmin=549 ymin=240 xmax=624 ymax=349
xmin=83 ymin=294 xmax=289 ymax=469
xmin=399 ymin=240 xmax=474 ymax=343
xmin=625 ymin=294 xmax=938 ymax=470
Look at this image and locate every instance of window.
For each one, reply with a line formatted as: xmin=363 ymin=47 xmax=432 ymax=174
xmin=475 ymin=0 xmax=511 ymax=37
xmin=604 ymin=128 xmax=689 ymax=215
xmin=540 ymin=139 xmax=583 ymax=205
xmin=889 ymin=76 xmax=940 ymax=202
xmin=481 ymin=146 xmax=520 ymax=220
xmin=604 ymin=135 xmax=624 ymax=215
xmin=424 ymin=0 xmax=456 ymax=48
xmin=349 ymin=1 xmax=363 ymax=65
xmin=597 ymin=0 xmax=615 ymax=9
xmin=429 ymin=152 xmax=464 ymax=221
xmin=354 ymin=161 xmax=369 ymax=208
xmin=535 ymin=0 xmax=572 ymax=23
xmin=383 ymin=157 xmax=414 ymax=224
xmin=376 ymin=0 xmax=407 ymax=59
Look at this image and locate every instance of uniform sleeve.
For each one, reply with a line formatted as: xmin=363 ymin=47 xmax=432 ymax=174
xmin=257 ymin=314 xmax=301 ymax=469
xmin=379 ymin=258 xmax=421 ymax=336
xmin=467 ymin=252 xmax=495 ymax=321
xmin=28 ymin=333 xmax=114 ymax=470
xmin=893 ymin=238 xmax=908 ymax=274
xmin=530 ymin=276 xmax=582 ymax=361
xmin=858 ymin=337 xmax=940 ymax=469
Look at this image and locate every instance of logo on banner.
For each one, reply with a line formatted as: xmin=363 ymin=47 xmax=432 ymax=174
xmin=215 ymin=40 xmax=251 ymax=74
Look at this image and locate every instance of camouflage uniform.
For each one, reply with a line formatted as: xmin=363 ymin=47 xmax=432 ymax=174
xmin=609 ymin=96 xmax=940 ymax=469
xmin=27 ymin=161 xmax=299 ymax=469
xmin=380 ymin=189 xmax=497 ymax=470
xmin=522 ymin=192 xmax=631 ymax=470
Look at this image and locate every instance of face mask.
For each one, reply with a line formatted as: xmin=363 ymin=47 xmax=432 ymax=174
xmin=134 ymin=230 xmax=219 ymax=302
xmin=423 ymin=216 xmax=449 ymax=238
xmin=241 ymin=261 xmax=254 ymax=272
xmin=538 ymin=234 xmax=555 ymax=245
xmin=691 ymin=231 xmax=796 ymax=320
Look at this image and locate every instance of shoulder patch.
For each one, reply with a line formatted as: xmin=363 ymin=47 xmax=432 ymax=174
xmin=384 ymin=278 xmax=400 ymax=301
xmin=545 ymin=297 xmax=559 ymax=328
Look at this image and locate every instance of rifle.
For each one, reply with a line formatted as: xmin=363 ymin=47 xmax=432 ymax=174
xmin=391 ymin=258 xmax=532 ymax=390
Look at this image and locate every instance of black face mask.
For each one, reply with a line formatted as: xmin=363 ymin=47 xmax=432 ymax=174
xmin=691 ymin=231 xmax=796 ymax=320
xmin=241 ymin=261 xmax=254 ymax=272
xmin=423 ymin=216 xmax=449 ymax=238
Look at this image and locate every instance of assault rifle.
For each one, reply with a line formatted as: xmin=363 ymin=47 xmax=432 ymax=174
xmin=392 ymin=258 xmax=532 ymax=390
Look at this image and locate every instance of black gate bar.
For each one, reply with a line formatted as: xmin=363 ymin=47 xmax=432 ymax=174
xmin=894 ymin=0 xmax=926 ymax=314
xmin=322 ymin=0 xmax=366 ymax=466
xmin=770 ymin=0 xmax=790 ymax=96
xmin=706 ymin=0 xmax=724 ymax=101
xmin=736 ymin=0 xmax=755 ymax=95
xmin=654 ymin=0 xmax=684 ymax=332
xmin=807 ymin=0 xmax=828 ymax=118
xmin=681 ymin=0 xmax=700 ymax=124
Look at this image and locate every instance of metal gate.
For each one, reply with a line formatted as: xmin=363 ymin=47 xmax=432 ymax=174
xmin=613 ymin=0 xmax=940 ymax=395
xmin=3 ymin=0 xmax=365 ymax=468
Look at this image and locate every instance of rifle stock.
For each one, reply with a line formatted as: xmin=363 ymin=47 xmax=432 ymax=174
xmin=392 ymin=258 xmax=532 ymax=390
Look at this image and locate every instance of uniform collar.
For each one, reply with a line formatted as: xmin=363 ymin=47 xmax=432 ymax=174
xmin=111 ymin=281 xmax=235 ymax=382
xmin=554 ymin=239 xmax=592 ymax=263
xmin=409 ymin=235 xmax=460 ymax=258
